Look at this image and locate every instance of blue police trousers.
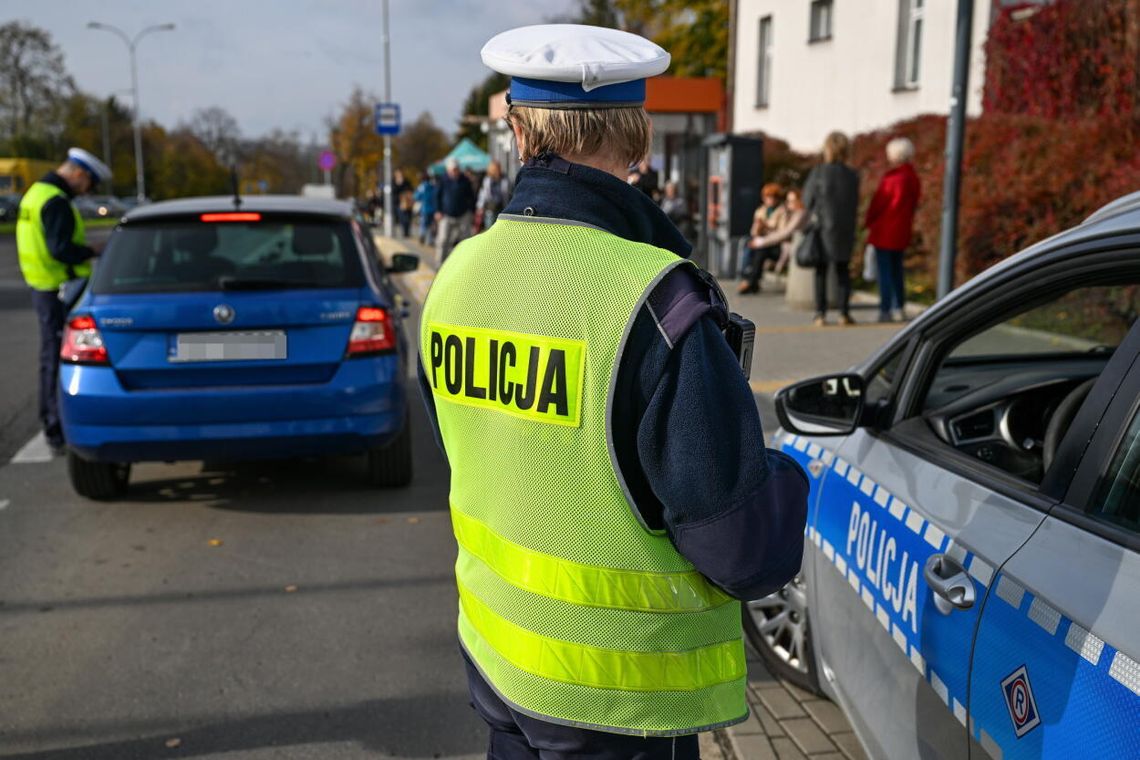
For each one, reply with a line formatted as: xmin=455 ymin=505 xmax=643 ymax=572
xmin=31 ymin=288 xmax=65 ymax=448
xmin=463 ymin=650 xmax=701 ymax=759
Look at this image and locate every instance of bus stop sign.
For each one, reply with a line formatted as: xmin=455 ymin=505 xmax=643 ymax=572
xmin=375 ymin=103 xmax=400 ymax=136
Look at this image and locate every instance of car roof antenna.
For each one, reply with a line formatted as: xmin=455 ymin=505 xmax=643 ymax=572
xmin=230 ymin=164 xmax=242 ymax=209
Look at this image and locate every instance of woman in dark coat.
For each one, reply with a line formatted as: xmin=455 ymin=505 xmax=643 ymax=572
xmin=802 ymin=131 xmax=860 ymax=326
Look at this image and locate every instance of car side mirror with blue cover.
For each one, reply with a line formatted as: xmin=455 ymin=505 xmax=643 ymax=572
xmin=775 ymin=373 xmax=866 ymax=437
xmin=387 ymin=253 xmax=419 ymax=274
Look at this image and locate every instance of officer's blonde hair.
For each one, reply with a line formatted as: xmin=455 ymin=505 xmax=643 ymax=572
xmin=508 ymin=105 xmax=653 ymax=167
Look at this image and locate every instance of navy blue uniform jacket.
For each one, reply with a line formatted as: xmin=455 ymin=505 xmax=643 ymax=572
xmin=419 ymin=155 xmax=808 ymax=601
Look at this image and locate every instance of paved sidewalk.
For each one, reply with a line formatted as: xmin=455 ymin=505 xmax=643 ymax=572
xmin=372 ymin=235 xmax=891 ymax=759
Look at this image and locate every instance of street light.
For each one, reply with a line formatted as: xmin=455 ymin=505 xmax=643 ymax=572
xmin=87 ymin=21 xmax=175 ymax=202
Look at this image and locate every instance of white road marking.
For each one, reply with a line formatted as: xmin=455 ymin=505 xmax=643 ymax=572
xmin=11 ymin=433 xmax=53 ymax=464
xmin=0 ymin=499 xmax=8 ymax=511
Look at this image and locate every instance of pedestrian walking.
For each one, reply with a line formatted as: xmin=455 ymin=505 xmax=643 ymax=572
xmin=476 ymin=160 xmax=511 ymax=231
xmin=414 ymin=170 xmax=437 ymax=246
xmin=434 ymin=158 xmax=476 ymax=264
xmin=738 ymin=183 xmax=787 ymax=294
xmin=865 ymin=137 xmax=921 ymax=322
xmin=419 ymin=23 xmax=808 ymax=758
xmin=803 ymin=131 xmax=860 ymax=326
xmin=392 ymin=168 xmax=413 ymax=238
xmin=16 ymin=148 xmax=112 ymax=454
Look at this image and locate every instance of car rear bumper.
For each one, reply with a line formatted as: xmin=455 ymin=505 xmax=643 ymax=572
xmin=59 ymin=356 xmax=407 ymax=462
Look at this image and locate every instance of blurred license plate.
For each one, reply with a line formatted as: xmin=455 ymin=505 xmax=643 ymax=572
xmin=172 ymin=331 xmax=287 ymax=362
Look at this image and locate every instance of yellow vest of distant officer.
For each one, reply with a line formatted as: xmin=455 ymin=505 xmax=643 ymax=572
xmin=420 ymin=217 xmax=748 ymax=737
xmin=16 ymin=180 xmax=92 ymax=291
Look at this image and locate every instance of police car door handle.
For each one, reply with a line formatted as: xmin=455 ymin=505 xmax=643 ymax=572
xmin=923 ymin=554 xmax=976 ymax=614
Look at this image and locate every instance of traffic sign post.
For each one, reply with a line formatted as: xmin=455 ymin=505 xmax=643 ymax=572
xmin=375 ymin=103 xmax=400 ymax=136
xmin=318 ymin=150 xmax=337 ymax=186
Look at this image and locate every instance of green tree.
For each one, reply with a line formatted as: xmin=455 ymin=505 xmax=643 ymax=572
xmin=393 ymin=111 xmax=450 ymax=178
xmin=0 ymin=21 xmax=75 ymax=156
xmin=456 ymin=72 xmax=508 ymax=150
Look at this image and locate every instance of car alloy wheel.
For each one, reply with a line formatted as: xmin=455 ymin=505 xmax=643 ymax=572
xmin=743 ymin=574 xmax=821 ymax=693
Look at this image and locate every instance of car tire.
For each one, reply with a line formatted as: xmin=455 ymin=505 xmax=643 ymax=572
xmin=67 ymin=451 xmax=131 ymax=501
xmin=366 ymin=412 xmax=413 ymax=487
xmin=743 ymin=574 xmax=824 ymax=695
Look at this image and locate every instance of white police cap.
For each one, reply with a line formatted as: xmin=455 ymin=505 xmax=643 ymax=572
xmin=67 ymin=147 xmax=113 ymax=187
xmin=481 ymin=24 xmax=669 ymax=109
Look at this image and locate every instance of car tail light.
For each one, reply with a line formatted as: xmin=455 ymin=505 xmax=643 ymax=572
xmin=346 ymin=306 xmax=396 ymax=356
xmin=61 ymin=315 xmax=109 ymax=365
xmin=200 ymin=212 xmax=261 ymax=222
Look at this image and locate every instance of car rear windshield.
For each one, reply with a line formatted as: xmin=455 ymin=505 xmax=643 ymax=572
xmin=91 ymin=217 xmax=364 ymax=294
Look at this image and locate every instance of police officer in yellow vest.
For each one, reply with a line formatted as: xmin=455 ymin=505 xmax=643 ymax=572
xmin=419 ymin=25 xmax=809 ymax=758
xmin=16 ymin=147 xmax=112 ymax=453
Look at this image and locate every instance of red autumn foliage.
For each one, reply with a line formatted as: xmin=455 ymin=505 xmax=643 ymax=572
xmin=755 ymin=0 xmax=1140 ymax=294
xmin=983 ymin=0 xmax=1140 ymax=122
xmin=851 ymin=114 xmax=1140 ymax=291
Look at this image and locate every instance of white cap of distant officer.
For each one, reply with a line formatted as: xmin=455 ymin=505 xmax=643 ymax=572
xmin=481 ymin=25 xmax=669 ymax=177
xmin=61 ymin=147 xmax=113 ymax=194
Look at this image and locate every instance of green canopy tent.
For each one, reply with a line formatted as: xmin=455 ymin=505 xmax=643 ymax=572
xmin=428 ymin=138 xmax=491 ymax=176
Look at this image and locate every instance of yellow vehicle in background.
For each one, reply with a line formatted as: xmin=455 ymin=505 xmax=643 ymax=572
xmin=0 ymin=158 xmax=56 ymax=195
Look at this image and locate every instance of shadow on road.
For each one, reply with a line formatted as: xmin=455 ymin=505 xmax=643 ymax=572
xmin=119 ymin=398 xmax=450 ymax=515
xmin=0 ymin=691 xmax=484 ymax=759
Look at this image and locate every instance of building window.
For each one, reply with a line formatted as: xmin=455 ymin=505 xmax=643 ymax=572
xmin=757 ymin=15 xmax=773 ymax=107
xmin=896 ymin=0 xmax=924 ymax=88
xmin=809 ymin=0 xmax=833 ymax=42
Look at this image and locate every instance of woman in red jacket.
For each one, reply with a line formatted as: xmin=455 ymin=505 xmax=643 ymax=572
xmin=865 ymin=137 xmax=920 ymax=322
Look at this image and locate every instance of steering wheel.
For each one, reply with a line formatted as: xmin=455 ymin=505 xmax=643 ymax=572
xmin=1043 ymin=378 xmax=1097 ymax=471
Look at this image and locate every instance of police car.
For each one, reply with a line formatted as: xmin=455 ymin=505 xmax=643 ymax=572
xmin=747 ymin=192 xmax=1140 ymax=758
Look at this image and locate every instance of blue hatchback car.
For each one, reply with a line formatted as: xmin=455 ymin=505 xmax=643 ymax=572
xmin=59 ymin=196 xmax=418 ymax=499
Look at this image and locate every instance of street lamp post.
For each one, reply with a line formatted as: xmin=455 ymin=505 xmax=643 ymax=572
xmin=87 ymin=21 xmax=175 ymax=203
xmin=381 ymin=0 xmax=394 ymax=238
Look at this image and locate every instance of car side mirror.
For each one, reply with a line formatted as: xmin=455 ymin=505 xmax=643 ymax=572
xmin=387 ymin=253 xmax=419 ymax=273
xmin=775 ymin=373 xmax=866 ymax=436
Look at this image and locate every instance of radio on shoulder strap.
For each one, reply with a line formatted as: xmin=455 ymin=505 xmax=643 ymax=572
xmin=693 ymin=267 xmax=755 ymax=379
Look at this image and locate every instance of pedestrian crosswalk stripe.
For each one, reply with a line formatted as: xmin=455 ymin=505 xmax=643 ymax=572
xmin=11 ymin=433 xmax=52 ymax=464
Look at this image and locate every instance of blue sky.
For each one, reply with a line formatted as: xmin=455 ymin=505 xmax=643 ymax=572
xmin=16 ymin=0 xmax=575 ymax=141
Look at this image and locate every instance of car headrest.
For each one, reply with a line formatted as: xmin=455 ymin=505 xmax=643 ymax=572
xmin=174 ymin=225 xmax=219 ymax=256
xmin=292 ymin=225 xmax=336 ymax=256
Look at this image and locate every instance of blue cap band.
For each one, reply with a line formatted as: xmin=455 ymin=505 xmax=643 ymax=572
xmin=509 ymin=76 xmax=645 ymax=108
xmin=69 ymin=156 xmax=101 ymax=186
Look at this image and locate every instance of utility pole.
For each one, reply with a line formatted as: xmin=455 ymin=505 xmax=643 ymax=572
xmin=87 ymin=22 xmax=175 ymax=203
xmin=382 ymin=0 xmax=394 ymax=238
xmin=937 ymin=0 xmax=974 ymax=299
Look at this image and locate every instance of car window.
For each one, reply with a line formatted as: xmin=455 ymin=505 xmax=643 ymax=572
xmin=866 ymin=346 xmax=905 ymax=409
xmin=950 ymin=285 xmax=1138 ymax=359
xmin=1091 ymin=407 xmax=1140 ymax=533
xmin=917 ymin=279 xmax=1139 ymax=484
xmin=93 ymin=219 xmax=363 ymax=294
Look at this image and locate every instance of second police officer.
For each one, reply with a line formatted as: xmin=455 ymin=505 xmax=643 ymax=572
xmin=418 ymin=25 xmax=810 ymax=758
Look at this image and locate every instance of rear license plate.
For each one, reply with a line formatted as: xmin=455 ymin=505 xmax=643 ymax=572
xmin=171 ymin=331 xmax=287 ymax=363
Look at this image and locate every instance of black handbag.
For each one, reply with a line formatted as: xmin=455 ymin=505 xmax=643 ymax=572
xmin=796 ymin=221 xmax=824 ymax=268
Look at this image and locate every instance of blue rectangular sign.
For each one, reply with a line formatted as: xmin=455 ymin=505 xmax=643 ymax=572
xmin=375 ymin=103 xmax=400 ymax=136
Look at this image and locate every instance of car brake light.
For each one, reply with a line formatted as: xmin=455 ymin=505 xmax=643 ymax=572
xmin=200 ymin=212 xmax=261 ymax=222
xmin=61 ymin=315 xmax=109 ymax=365
xmin=346 ymin=306 xmax=396 ymax=356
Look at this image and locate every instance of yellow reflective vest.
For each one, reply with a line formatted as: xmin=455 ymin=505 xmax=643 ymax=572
xmin=420 ymin=215 xmax=747 ymax=737
xmin=16 ymin=180 xmax=91 ymax=291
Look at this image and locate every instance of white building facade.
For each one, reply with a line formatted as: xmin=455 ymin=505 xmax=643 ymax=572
xmin=732 ymin=0 xmax=994 ymax=151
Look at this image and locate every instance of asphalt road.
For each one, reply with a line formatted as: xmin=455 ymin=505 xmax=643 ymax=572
xmin=0 ymin=262 xmax=487 ymax=759
xmin=0 ymin=230 xmax=111 ymax=463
